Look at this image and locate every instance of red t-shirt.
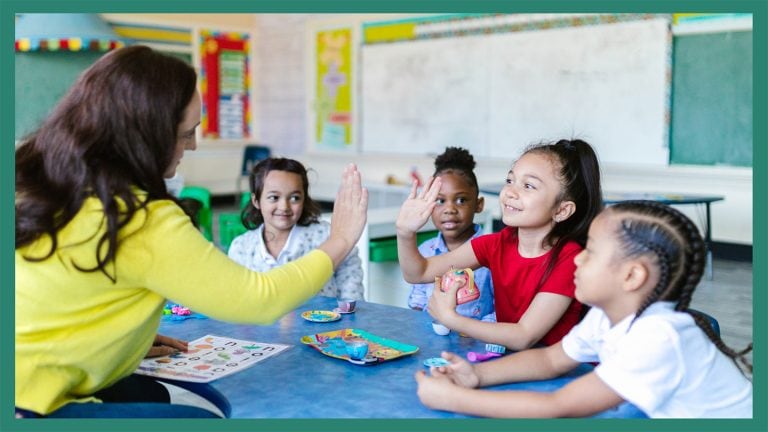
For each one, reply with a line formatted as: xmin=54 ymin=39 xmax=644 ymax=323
xmin=471 ymin=227 xmax=583 ymax=346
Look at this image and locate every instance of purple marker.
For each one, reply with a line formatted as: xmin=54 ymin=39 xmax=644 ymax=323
xmin=466 ymin=351 xmax=501 ymax=363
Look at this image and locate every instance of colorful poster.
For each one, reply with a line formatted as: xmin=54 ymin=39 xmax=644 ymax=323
xmin=135 ymin=334 xmax=290 ymax=383
xmin=199 ymin=30 xmax=251 ymax=139
xmin=315 ymin=28 xmax=352 ymax=150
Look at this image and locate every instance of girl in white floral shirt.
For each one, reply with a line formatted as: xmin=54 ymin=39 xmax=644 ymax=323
xmin=228 ymin=157 xmax=365 ymax=300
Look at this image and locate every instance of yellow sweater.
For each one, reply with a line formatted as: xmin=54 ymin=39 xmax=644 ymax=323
xmin=15 ymin=196 xmax=333 ymax=414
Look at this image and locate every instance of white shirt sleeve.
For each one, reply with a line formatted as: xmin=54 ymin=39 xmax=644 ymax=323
xmin=593 ymin=318 xmax=684 ymax=414
xmin=560 ymin=307 xmax=603 ymax=363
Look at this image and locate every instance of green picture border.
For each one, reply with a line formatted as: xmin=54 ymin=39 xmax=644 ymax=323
xmin=2 ymin=1 xmax=764 ymax=432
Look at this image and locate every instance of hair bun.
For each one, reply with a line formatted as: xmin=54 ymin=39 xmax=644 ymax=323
xmin=434 ymin=146 xmax=476 ymax=172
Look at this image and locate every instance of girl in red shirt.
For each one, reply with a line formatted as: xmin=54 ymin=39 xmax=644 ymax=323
xmin=396 ymin=139 xmax=603 ymax=350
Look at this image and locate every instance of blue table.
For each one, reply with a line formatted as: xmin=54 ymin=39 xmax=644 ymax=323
xmin=158 ymin=296 xmax=645 ymax=418
xmin=479 ymin=184 xmax=724 ymax=279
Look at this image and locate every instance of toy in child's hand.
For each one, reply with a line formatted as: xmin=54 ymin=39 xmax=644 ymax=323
xmin=439 ymin=268 xmax=479 ymax=305
xmin=466 ymin=351 xmax=501 ymax=362
xmin=466 ymin=343 xmax=506 ymax=362
xmin=485 ymin=343 xmax=506 ymax=354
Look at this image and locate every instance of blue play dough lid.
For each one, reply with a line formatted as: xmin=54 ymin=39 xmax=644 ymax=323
xmin=423 ymin=357 xmax=450 ymax=367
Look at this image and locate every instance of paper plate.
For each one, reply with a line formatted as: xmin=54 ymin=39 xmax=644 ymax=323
xmin=301 ymin=310 xmax=342 ymax=323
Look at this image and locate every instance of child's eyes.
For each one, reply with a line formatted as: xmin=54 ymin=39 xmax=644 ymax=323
xmin=524 ymin=183 xmax=536 ymax=190
xmin=435 ymin=198 xmax=446 ymax=205
xmin=290 ymin=195 xmax=303 ymax=203
xmin=456 ymin=197 xmax=467 ymax=205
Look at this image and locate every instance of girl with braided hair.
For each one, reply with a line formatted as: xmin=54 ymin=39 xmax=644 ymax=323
xmin=414 ymin=200 xmax=752 ymax=418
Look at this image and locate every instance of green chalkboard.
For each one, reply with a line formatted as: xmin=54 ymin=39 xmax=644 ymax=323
xmin=15 ymin=51 xmax=105 ymax=139
xmin=670 ymin=31 xmax=752 ymax=167
xmin=15 ymin=50 xmax=192 ymax=140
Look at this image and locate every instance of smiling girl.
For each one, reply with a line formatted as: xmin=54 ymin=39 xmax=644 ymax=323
xmin=396 ymin=140 xmax=603 ymax=350
xmin=228 ymin=157 xmax=365 ymax=301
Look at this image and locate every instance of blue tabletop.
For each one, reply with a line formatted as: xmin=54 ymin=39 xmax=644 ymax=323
xmin=158 ymin=296 xmax=645 ymax=418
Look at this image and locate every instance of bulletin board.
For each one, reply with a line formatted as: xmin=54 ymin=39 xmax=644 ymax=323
xmin=309 ymin=25 xmax=355 ymax=152
xmin=360 ymin=14 xmax=672 ymax=166
xmin=199 ymin=29 xmax=251 ymax=139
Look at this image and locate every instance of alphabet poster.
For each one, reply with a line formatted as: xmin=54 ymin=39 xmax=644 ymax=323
xmin=135 ymin=334 xmax=290 ymax=383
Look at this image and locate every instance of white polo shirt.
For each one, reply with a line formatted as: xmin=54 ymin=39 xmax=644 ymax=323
xmin=562 ymin=302 xmax=752 ymax=418
xmin=227 ymin=220 xmax=365 ymax=300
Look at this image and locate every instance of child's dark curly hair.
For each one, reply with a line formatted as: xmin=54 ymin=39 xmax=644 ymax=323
xmin=433 ymin=147 xmax=479 ymax=193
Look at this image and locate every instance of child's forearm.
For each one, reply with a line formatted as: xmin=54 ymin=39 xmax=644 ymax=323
xmin=475 ymin=346 xmax=567 ymax=387
xmin=444 ymin=316 xmax=540 ymax=351
xmin=444 ymin=387 xmax=566 ymax=418
xmin=397 ymin=233 xmax=429 ymax=283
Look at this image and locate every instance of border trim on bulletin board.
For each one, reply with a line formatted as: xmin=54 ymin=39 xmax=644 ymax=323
xmin=109 ymin=21 xmax=192 ymax=46
xmin=362 ymin=13 xmax=666 ymax=45
xmin=199 ymin=29 xmax=251 ymax=139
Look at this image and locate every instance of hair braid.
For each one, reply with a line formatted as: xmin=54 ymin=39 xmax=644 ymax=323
xmin=631 ymin=238 xmax=671 ymax=319
xmin=611 ymin=200 xmax=753 ymax=375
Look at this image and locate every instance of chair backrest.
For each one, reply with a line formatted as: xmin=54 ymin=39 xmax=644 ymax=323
xmin=241 ymin=145 xmax=271 ymax=177
xmin=689 ymin=308 xmax=721 ymax=336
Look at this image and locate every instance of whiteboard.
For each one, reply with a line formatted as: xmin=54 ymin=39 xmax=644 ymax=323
xmin=361 ymin=18 xmax=670 ymax=165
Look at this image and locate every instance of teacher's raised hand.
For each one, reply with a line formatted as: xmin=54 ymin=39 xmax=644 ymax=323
xmin=320 ymin=164 xmax=369 ymax=269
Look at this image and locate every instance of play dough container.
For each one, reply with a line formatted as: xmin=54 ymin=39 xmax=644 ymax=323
xmin=440 ymin=268 xmax=479 ymax=305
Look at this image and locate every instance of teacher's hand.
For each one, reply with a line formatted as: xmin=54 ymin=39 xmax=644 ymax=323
xmin=145 ymin=334 xmax=188 ymax=358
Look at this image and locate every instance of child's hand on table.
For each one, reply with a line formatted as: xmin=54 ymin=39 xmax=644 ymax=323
xmin=429 ymin=351 xmax=481 ymax=389
xmin=145 ymin=334 xmax=188 ymax=358
xmin=396 ymin=176 xmax=442 ymax=236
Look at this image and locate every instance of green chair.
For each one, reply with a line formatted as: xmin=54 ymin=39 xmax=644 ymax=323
xmin=179 ymin=186 xmax=213 ymax=242
xmin=240 ymin=191 xmax=251 ymax=210
xmin=218 ymin=212 xmax=248 ymax=253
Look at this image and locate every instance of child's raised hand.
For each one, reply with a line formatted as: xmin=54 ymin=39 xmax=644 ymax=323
xmin=396 ymin=176 xmax=442 ymax=236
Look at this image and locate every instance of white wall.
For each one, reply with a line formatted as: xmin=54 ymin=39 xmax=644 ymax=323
xmin=171 ymin=13 xmax=752 ymax=246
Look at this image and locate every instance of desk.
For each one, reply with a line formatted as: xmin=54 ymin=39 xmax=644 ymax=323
xmin=158 ymin=296 xmax=645 ymax=418
xmin=479 ymin=184 xmax=724 ymax=279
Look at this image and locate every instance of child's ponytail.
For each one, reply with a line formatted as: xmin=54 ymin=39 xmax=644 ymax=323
xmin=523 ymin=139 xmax=604 ymax=289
